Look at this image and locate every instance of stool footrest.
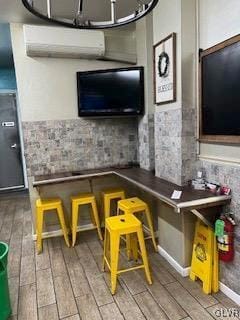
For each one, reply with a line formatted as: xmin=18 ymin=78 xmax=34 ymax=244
xmin=117 ymin=265 xmax=144 ymax=274
xmin=144 ymin=236 xmax=154 ymax=240
xmin=104 ymin=256 xmax=144 ymax=274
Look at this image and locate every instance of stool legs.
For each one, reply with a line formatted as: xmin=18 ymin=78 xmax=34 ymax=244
xmin=145 ymin=205 xmax=158 ymax=252
xmin=104 ymin=193 xmax=125 ymax=219
xmin=104 ymin=196 xmax=111 ymax=219
xmin=72 ymin=202 xmax=79 ymax=247
xmin=126 ymin=234 xmax=132 ymax=260
xmin=36 ymin=208 xmax=44 ymax=254
xmin=137 ymin=228 xmax=152 ymax=285
xmin=56 ymin=204 xmax=70 ymax=248
xmin=126 ymin=233 xmax=139 ymax=261
xmin=72 ymin=198 xmax=103 ymax=246
xmin=102 ymin=228 xmax=108 ymax=271
xmin=110 ymin=233 xmax=120 ymax=294
xmin=124 ymin=208 xmax=134 ymax=260
xmin=131 ymin=234 xmax=139 ymax=261
xmin=91 ymin=199 xmax=103 ymax=241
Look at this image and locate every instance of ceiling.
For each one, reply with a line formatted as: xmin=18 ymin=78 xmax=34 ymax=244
xmin=0 ymin=0 xmax=149 ymax=24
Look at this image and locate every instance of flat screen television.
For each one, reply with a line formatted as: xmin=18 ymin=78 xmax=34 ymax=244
xmin=200 ymin=34 xmax=240 ymax=143
xmin=77 ymin=67 xmax=144 ymax=117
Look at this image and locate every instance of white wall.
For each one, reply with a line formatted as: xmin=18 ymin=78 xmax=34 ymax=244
xmin=10 ymin=23 xmax=131 ymax=122
xmin=153 ymin=0 xmax=182 ymax=111
xmin=199 ymin=0 xmax=240 ymax=49
xmin=181 ymin=0 xmax=197 ymax=108
xmin=136 ymin=14 xmax=154 ymax=114
xmin=198 ymin=0 xmax=240 ymax=163
xmin=153 ymin=0 xmax=197 ymax=111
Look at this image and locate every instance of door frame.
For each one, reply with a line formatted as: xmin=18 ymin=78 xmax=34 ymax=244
xmin=0 ymin=89 xmax=28 ymax=190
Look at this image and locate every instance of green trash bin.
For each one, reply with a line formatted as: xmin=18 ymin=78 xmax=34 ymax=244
xmin=0 ymin=242 xmax=11 ymax=320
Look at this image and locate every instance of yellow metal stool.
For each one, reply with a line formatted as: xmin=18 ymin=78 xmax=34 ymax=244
xmin=117 ymin=197 xmax=158 ymax=258
xmin=102 ymin=214 xmax=152 ymax=294
xmin=36 ymin=198 xmax=70 ymax=254
xmin=71 ymin=193 xmax=103 ymax=247
xmin=102 ymin=188 xmax=125 ymax=219
xmin=190 ymin=219 xmax=219 ymax=294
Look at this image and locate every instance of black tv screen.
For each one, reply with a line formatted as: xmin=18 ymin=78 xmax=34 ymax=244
xmin=77 ymin=67 xmax=144 ymax=117
xmin=201 ymin=38 xmax=240 ymax=136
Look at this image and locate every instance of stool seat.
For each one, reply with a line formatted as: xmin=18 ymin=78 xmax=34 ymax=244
xmin=103 ymin=214 xmax=152 ymax=294
xmin=36 ymin=198 xmax=61 ymax=208
xmin=71 ymin=193 xmax=95 ymax=203
xmin=102 ymin=188 xmax=125 ymax=196
xmin=118 ymin=197 xmax=146 ymax=213
xmin=102 ymin=188 xmax=125 ymax=219
xmin=36 ymin=197 xmax=70 ymax=254
xmin=71 ymin=193 xmax=103 ymax=246
xmin=106 ymin=214 xmax=141 ymax=232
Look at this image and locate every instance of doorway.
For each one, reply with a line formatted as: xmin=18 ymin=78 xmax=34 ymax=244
xmin=0 ymin=93 xmax=25 ymax=191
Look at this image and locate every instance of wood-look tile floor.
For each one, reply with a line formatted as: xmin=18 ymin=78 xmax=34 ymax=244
xmin=0 ymin=193 xmax=239 ymax=320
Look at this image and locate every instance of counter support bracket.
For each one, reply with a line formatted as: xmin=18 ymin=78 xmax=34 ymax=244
xmin=190 ymin=209 xmax=214 ymax=229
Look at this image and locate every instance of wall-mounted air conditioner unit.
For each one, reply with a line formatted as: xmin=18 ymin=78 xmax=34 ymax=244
xmin=23 ymin=24 xmax=105 ymax=59
xmin=104 ymin=30 xmax=137 ymax=64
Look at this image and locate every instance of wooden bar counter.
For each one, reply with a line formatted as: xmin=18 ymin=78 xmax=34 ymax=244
xmin=33 ymin=166 xmax=231 ymax=213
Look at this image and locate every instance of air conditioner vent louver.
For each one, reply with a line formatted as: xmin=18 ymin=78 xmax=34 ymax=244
xmin=23 ymin=25 xmax=105 ymax=59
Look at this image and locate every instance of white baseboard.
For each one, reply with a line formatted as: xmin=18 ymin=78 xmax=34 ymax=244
xmin=219 ymin=282 xmax=240 ymax=306
xmin=32 ymin=223 xmax=96 ymax=241
xmin=157 ymin=245 xmax=190 ymax=277
xmin=157 ymin=245 xmax=240 ymax=306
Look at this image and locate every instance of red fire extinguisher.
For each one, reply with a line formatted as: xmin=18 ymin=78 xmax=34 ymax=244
xmin=217 ymin=214 xmax=235 ymax=262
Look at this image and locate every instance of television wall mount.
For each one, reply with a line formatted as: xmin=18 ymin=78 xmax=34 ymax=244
xmin=22 ymin=0 xmax=159 ymax=29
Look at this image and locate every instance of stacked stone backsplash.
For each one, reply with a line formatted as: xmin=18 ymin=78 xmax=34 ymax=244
xmin=154 ymin=107 xmax=197 ymax=186
xmin=155 ymin=108 xmax=183 ymax=185
xmin=198 ymin=159 xmax=240 ymax=294
xmin=181 ymin=105 xmax=197 ymax=184
xmin=138 ymin=114 xmax=155 ymax=171
xmin=22 ymin=118 xmax=139 ymax=177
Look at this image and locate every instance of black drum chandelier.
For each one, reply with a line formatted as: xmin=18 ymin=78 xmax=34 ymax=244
xmin=22 ymin=0 xmax=159 ymax=29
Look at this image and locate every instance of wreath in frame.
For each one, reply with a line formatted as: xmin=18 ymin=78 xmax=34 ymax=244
xmin=158 ymin=51 xmax=170 ymax=78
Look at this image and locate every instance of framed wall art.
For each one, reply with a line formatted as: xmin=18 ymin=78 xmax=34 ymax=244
xmin=154 ymin=32 xmax=176 ymax=105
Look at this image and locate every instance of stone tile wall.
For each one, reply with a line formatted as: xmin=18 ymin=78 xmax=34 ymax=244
xmin=154 ymin=107 xmax=197 ymax=186
xmin=181 ymin=106 xmax=197 ymax=184
xmin=138 ymin=114 xmax=155 ymax=171
xmin=154 ymin=108 xmax=182 ymax=185
xmin=22 ymin=118 xmax=139 ymax=177
xmin=198 ymin=159 xmax=240 ymax=294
